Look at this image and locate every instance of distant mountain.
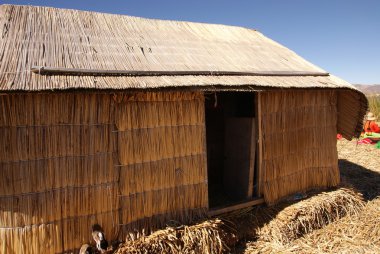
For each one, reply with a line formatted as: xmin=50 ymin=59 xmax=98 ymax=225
xmin=353 ymin=84 xmax=380 ymax=95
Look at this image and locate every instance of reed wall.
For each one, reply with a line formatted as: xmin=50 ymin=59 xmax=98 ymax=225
xmin=0 ymin=91 xmax=207 ymax=253
xmin=114 ymin=92 xmax=208 ymax=237
xmin=260 ymin=90 xmax=339 ymax=204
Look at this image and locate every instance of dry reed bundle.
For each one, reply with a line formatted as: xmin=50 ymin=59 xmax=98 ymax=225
xmin=286 ymin=197 xmax=380 ymax=254
xmin=118 ymin=208 xmax=208 ymax=242
xmin=115 ymin=219 xmax=237 ymax=254
xmin=180 ymin=220 xmax=237 ymax=254
xmin=245 ymin=188 xmax=365 ymax=253
xmin=118 ymin=227 xmax=181 ymax=254
xmin=260 ymin=188 xmax=364 ymax=243
xmin=246 ymin=197 xmax=380 ymax=254
xmin=260 ymin=90 xmax=340 ymax=203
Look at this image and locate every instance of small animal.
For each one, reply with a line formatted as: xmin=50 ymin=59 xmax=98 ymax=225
xmin=92 ymin=224 xmax=108 ymax=253
xmin=79 ymin=244 xmax=94 ymax=254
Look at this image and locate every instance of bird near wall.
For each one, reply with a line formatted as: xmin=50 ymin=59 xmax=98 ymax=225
xmin=92 ymin=224 xmax=109 ymax=253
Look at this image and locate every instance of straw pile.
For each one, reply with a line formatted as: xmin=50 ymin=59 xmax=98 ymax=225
xmin=258 ymin=188 xmax=364 ymax=243
xmin=281 ymin=197 xmax=380 ymax=254
xmin=245 ymin=198 xmax=380 ymax=254
xmin=260 ymin=90 xmax=340 ymax=203
xmin=115 ymin=219 xmax=237 ymax=254
xmin=114 ymin=187 xmax=366 ymax=254
xmin=245 ymin=188 xmax=365 ymax=253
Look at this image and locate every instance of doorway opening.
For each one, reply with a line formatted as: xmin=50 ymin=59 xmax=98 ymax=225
xmin=205 ymin=92 xmax=257 ymax=208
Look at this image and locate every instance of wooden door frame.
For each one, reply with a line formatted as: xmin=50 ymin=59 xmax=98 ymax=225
xmin=256 ymin=92 xmax=264 ymax=197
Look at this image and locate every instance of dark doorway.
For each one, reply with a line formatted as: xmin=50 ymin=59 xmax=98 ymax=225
xmin=205 ymin=92 xmax=257 ymax=208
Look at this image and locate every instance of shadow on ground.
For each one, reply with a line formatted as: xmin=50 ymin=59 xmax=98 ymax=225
xmin=339 ymin=159 xmax=380 ymax=200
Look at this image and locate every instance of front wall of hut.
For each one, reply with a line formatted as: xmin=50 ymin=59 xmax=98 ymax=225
xmin=0 ymin=92 xmax=207 ymax=253
xmin=0 ymin=89 xmax=341 ymax=252
xmin=260 ymin=90 xmax=339 ymax=203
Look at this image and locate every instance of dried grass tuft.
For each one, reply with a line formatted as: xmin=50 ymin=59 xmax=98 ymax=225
xmin=114 ymin=219 xmax=237 ymax=254
xmin=246 ymin=197 xmax=380 ymax=254
xmin=289 ymin=197 xmax=380 ymax=254
xmin=245 ymin=188 xmax=365 ymax=253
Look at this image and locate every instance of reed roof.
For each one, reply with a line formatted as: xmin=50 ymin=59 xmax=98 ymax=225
xmin=0 ymin=4 xmax=367 ymax=138
xmin=0 ymin=4 xmax=360 ymax=91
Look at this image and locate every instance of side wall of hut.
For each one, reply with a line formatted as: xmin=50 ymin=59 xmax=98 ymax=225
xmin=260 ymin=90 xmax=339 ymax=204
xmin=0 ymin=91 xmax=207 ymax=253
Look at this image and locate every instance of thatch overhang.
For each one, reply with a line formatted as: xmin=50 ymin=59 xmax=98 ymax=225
xmin=0 ymin=4 xmax=367 ymax=139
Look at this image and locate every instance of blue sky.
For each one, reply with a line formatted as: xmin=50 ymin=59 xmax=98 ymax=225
xmin=3 ymin=0 xmax=380 ymax=84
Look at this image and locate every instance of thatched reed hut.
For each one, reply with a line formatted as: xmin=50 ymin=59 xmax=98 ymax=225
xmin=0 ymin=4 xmax=367 ymax=253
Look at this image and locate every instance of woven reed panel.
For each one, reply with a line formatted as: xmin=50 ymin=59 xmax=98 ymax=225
xmin=260 ymin=90 xmax=339 ymax=204
xmin=0 ymin=93 xmax=119 ymax=253
xmin=114 ymin=92 xmax=208 ymax=236
xmin=0 ymin=91 xmax=207 ymax=253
